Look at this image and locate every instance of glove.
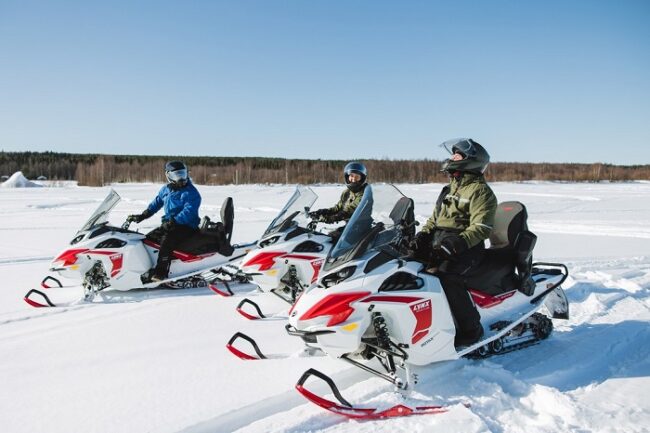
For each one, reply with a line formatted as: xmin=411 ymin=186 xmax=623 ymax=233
xmin=161 ymin=218 xmax=176 ymax=231
xmin=308 ymin=209 xmax=326 ymax=220
xmin=408 ymin=230 xmax=433 ymax=253
xmin=438 ymin=234 xmax=468 ymax=258
xmin=127 ymin=210 xmax=150 ymax=224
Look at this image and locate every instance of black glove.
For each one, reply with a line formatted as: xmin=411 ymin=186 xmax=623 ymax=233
xmin=161 ymin=218 xmax=176 ymax=231
xmin=408 ymin=231 xmax=433 ymax=252
xmin=127 ymin=210 xmax=151 ymax=224
xmin=438 ymin=234 xmax=468 ymax=258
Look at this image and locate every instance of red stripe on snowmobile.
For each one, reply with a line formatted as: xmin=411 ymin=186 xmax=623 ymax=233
xmin=410 ymin=300 xmax=432 ymax=344
xmin=361 ymin=295 xmax=423 ymax=304
xmin=142 ymin=239 xmax=216 ymax=262
xmin=241 ymin=251 xmax=287 ymax=271
xmin=53 ymin=248 xmax=89 ymax=266
xmin=469 ymin=289 xmax=516 ymax=308
xmin=299 ymin=292 xmax=370 ymax=326
xmin=295 ymin=384 xmax=448 ymax=419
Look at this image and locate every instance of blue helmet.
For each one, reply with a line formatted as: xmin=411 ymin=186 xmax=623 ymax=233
xmin=165 ymin=161 xmax=189 ymax=187
xmin=344 ymin=162 xmax=367 ymax=193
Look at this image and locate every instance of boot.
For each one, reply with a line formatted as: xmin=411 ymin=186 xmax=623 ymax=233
xmin=454 ymin=323 xmax=484 ymax=347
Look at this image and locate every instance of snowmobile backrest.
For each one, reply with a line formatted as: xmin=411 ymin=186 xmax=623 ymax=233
xmin=221 ymin=197 xmax=234 ymax=242
xmin=389 ymin=197 xmax=415 ymax=234
xmin=489 ymin=201 xmax=528 ymax=249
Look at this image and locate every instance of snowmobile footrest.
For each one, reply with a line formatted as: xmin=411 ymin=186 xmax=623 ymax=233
xmin=226 ymin=332 xmax=266 ymax=360
xmin=24 ymin=289 xmax=56 ymax=308
xmin=295 ymin=368 xmax=449 ymax=419
xmin=208 ymin=280 xmax=234 ymax=297
xmin=236 ymin=298 xmax=266 ymax=320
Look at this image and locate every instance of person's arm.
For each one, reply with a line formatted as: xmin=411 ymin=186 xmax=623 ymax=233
xmin=146 ymin=186 xmax=166 ymax=216
xmin=173 ymin=189 xmax=201 ymax=225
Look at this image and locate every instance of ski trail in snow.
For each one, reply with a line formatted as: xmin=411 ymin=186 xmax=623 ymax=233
xmin=0 ymin=255 xmax=53 ymax=265
xmin=181 ymin=367 xmax=366 ymax=433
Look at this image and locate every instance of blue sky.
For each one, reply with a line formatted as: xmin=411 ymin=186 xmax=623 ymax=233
xmin=0 ymin=0 xmax=648 ymax=164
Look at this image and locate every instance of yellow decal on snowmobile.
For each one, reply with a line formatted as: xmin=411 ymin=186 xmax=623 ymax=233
xmin=342 ymin=323 xmax=359 ymax=332
xmin=266 ymin=269 xmax=278 ymax=276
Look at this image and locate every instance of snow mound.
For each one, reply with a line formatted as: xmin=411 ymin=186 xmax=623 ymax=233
xmin=0 ymin=171 xmax=43 ymax=188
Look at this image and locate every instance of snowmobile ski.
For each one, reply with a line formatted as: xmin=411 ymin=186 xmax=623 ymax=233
xmin=236 ymin=298 xmax=266 ymax=320
xmin=296 ymin=368 xmax=450 ymax=419
xmin=226 ymin=332 xmax=267 ymax=360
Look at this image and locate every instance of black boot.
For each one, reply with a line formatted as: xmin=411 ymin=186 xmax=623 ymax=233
xmin=454 ymin=324 xmax=484 ymax=347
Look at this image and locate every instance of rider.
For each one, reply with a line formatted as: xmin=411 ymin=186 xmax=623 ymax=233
xmin=127 ymin=161 xmax=202 ymax=282
xmin=308 ymin=162 xmax=369 ymax=239
xmin=410 ymin=138 xmax=497 ymax=347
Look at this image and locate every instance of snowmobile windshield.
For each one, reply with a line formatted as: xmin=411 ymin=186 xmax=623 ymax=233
xmin=323 ymin=184 xmax=410 ymax=272
xmin=263 ymin=186 xmax=318 ymax=237
xmin=78 ymin=189 xmax=121 ymax=233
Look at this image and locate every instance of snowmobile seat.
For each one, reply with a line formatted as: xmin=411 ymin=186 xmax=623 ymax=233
xmin=146 ymin=197 xmax=236 ymax=257
xmin=464 ymin=201 xmax=537 ymax=296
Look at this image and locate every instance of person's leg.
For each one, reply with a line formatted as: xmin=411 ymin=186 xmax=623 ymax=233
xmin=153 ymin=225 xmax=195 ymax=280
xmin=438 ymin=273 xmax=483 ymax=346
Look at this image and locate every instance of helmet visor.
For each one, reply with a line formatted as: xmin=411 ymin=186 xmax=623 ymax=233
xmin=440 ymin=138 xmax=476 ymax=158
xmin=166 ymin=169 xmax=188 ymax=182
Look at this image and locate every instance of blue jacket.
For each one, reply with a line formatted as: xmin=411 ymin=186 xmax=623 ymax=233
xmin=146 ymin=181 xmax=201 ymax=229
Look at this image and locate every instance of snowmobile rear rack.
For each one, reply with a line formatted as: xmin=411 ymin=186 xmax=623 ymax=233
xmin=295 ymin=368 xmax=449 ymax=419
xmin=236 ymin=298 xmax=266 ymax=320
xmin=226 ymin=332 xmax=267 ymax=360
xmin=530 ymin=262 xmax=569 ymax=304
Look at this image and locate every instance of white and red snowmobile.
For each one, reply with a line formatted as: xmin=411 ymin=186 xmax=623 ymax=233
xmin=228 ymin=184 xmax=569 ymax=419
xmin=230 ymin=186 xmax=336 ymax=320
xmin=24 ymin=189 xmax=255 ymax=307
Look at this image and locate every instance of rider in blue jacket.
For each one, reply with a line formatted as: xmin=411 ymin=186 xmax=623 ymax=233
xmin=128 ymin=161 xmax=201 ymax=282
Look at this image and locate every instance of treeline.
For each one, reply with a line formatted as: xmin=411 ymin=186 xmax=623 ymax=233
xmin=1 ymin=151 xmax=649 ymax=186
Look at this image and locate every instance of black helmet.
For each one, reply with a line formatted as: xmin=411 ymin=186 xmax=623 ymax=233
xmin=440 ymin=138 xmax=490 ymax=175
xmin=344 ymin=162 xmax=367 ymax=193
xmin=165 ymin=160 xmax=189 ymax=187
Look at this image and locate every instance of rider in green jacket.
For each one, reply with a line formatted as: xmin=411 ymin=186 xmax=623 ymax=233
xmin=309 ymin=162 xmax=368 ymax=239
xmin=411 ymin=138 xmax=497 ymax=347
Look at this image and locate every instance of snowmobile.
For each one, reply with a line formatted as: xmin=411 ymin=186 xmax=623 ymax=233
xmin=24 ymin=189 xmax=255 ymax=307
xmin=227 ymin=184 xmax=569 ymax=419
xmin=231 ymin=185 xmax=336 ymax=319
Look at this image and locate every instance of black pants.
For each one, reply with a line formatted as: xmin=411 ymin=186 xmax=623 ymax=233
xmin=154 ymin=224 xmax=197 ymax=278
xmin=419 ymin=230 xmax=485 ymax=336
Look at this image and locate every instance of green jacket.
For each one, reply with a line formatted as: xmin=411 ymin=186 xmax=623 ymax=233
xmin=420 ymin=173 xmax=497 ymax=248
xmin=319 ymin=184 xmax=367 ymax=223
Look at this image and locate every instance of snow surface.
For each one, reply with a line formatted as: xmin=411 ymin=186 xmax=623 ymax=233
xmin=0 ymin=171 xmax=43 ymax=188
xmin=0 ymin=182 xmax=649 ymax=433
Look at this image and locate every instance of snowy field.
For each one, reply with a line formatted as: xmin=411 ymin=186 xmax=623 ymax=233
xmin=1 ymin=182 xmax=649 ymax=433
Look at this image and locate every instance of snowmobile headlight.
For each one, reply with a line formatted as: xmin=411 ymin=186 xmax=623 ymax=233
xmin=259 ymin=236 xmax=280 ymax=248
xmin=321 ymin=266 xmax=356 ymax=288
xmin=70 ymin=234 xmax=85 ymax=245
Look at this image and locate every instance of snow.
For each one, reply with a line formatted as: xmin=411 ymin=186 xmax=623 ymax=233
xmin=0 ymin=171 xmax=43 ymax=188
xmin=1 ymin=182 xmax=649 ymax=433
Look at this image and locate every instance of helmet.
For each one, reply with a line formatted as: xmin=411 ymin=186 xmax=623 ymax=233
xmin=344 ymin=162 xmax=367 ymax=193
xmin=440 ymin=138 xmax=490 ymax=175
xmin=165 ymin=160 xmax=189 ymax=187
